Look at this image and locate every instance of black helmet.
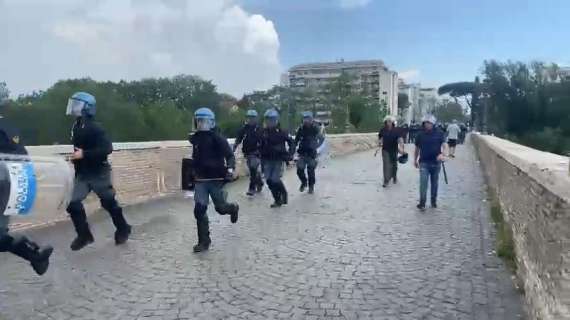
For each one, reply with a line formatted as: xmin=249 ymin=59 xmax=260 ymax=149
xmin=398 ymin=153 xmax=409 ymax=164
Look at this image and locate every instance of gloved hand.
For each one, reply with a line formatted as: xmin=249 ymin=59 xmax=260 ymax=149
xmin=225 ymin=168 xmax=235 ymax=182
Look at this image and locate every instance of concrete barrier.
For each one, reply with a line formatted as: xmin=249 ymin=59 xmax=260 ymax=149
xmin=10 ymin=133 xmax=377 ymax=230
xmin=472 ymin=134 xmax=570 ymax=320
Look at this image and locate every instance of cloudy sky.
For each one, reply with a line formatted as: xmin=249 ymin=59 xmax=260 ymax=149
xmin=1 ymin=0 xmax=569 ymax=97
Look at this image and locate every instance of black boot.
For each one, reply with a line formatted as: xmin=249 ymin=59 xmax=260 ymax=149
xmin=267 ymin=181 xmax=282 ymax=208
xmin=246 ymin=179 xmax=256 ymax=196
xmin=431 ymin=198 xmax=437 ymax=208
xmin=308 ymin=185 xmax=315 ymax=194
xmin=193 ymin=218 xmax=211 ymax=253
xmin=256 ymin=178 xmax=264 ymax=193
xmin=114 ymin=224 xmax=132 ymax=245
xmin=278 ymin=181 xmax=288 ymax=205
xmin=216 ymin=203 xmax=239 ymax=224
xmin=299 ymin=183 xmax=307 ymax=192
xmin=103 ymin=200 xmax=132 ymax=245
xmin=9 ymin=236 xmax=54 ymax=275
xmin=68 ymin=203 xmax=95 ymax=251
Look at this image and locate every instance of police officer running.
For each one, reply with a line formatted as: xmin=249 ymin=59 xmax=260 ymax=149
xmin=0 ymin=117 xmax=53 ymax=275
xmin=65 ymin=92 xmax=131 ymax=251
xmin=189 ymin=108 xmax=239 ymax=253
xmin=233 ymin=109 xmax=264 ymax=196
xmin=260 ymin=109 xmax=294 ymax=208
xmin=293 ymin=111 xmax=323 ymax=194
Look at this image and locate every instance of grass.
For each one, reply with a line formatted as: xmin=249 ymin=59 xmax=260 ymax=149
xmin=489 ymin=195 xmax=518 ymax=273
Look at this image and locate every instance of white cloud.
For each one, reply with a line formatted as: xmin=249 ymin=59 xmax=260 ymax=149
xmin=399 ymin=69 xmax=421 ymax=83
xmin=338 ymin=0 xmax=372 ymax=9
xmin=0 ymin=0 xmax=281 ymax=97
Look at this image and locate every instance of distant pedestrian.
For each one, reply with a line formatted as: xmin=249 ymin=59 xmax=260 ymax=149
xmin=414 ymin=115 xmax=448 ymax=210
xmin=378 ymin=115 xmax=405 ymax=188
xmin=446 ymin=120 xmax=461 ymax=158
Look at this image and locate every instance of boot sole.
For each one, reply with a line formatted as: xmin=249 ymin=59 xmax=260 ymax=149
xmin=70 ymin=238 xmax=94 ymax=251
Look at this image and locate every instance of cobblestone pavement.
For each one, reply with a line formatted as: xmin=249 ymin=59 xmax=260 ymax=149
xmin=0 ymin=142 xmax=525 ymax=320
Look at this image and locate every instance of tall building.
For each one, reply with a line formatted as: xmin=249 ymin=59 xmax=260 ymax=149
xmin=418 ymin=87 xmax=438 ymax=117
xmin=287 ymin=60 xmax=399 ymax=116
xmin=398 ymin=81 xmax=421 ymax=124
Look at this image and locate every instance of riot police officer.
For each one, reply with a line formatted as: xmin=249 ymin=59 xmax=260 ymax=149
xmin=189 ymin=108 xmax=239 ymax=252
xmin=293 ymin=111 xmax=323 ymax=194
xmin=233 ymin=109 xmax=264 ymax=196
xmin=260 ymin=109 xmax=294 ymax=208
xmin=65 ymin=92 xmax=131 ymax=251
xmin=0 ymin=117 xmax=53 ymax=275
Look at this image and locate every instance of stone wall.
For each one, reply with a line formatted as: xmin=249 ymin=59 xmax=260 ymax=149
xmin=11 ymin=133 xmax=377 ymax=230
xmin=472 ymin=134 xmax=570 ymax=320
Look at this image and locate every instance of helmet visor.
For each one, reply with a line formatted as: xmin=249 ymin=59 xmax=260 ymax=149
xmin=195 ymin=118 xmax=213 ymax=131
xmin=66 ymin=99 xmax=86 ymax=116
xmin=265 ymin=118 xmax=278 ymax=128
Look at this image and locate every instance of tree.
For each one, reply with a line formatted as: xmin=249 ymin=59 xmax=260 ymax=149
xmin=438 ymin=79 xmax=485 ymax=129
xmin=433 ymin=102 xmax=467 ymax=123
xmin=0 ymin=82 xmax=9 ymax=107
xmin=347 ymin=96 xmax=366 ymax=129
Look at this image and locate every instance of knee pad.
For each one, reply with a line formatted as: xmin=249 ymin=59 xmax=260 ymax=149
xmin=194 ymin=203 xmax=208 ymax=220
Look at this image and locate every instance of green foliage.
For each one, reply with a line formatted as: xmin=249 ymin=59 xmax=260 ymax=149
xmin=481 ymin=60 xmax=570 ymax=154
xmin=348 ymin=95 xmax=366 ymax=128
xmin=1 ymin=75 xmax=238 ymax=145
xmin=433 ymin=102 xmax=468 ymax=123
xmin=489 ymin=195 xmax=517 ymax=273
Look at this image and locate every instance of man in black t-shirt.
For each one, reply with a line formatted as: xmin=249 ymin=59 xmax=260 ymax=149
xmin=378 ymin=115 xmax=404 ymax=187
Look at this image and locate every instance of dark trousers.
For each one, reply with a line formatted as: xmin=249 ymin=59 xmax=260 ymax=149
xmin=246 ymin=155 xmax=263 ymax=191
xmin=263 ymin=160 xmax=287 ymax=202
xmin=66 ymin=170 xmax=129 ymax=237
xmin=382 ymin=150 xmax=398 ymax=184
xmin=296 ymin=155 xmax=317 ymax=187
xmin=193 ymin=180 xmax=236 ymax=244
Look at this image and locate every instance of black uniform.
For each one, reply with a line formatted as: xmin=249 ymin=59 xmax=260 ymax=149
xmin=234 ymin=124 xmax=264 ymax=194
xmin=66 ymin=116 xmax=131 ymax=251
xmin=294 ymin=123 xmax=322 ymax=192
xmin=0 ymin=118 xmax=53 ymax=275
xmin=189 ymin=130 xmax=239 ymax=252
xmin=260 ymin=126 xmax=294 ymax=207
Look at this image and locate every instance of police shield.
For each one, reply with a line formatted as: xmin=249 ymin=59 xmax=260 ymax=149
xmin=0 ymin=154 xmax=73 ymax=217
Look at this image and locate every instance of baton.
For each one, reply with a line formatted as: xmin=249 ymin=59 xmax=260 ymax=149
xmin=441 ymin=162 xmax=449 ymax=184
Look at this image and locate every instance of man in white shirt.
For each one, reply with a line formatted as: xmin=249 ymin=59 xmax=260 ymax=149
xmin=446 ymin=120 xmax=461 ymax=158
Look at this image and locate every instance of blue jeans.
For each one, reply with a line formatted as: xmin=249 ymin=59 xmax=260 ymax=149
xmin=246 ymin=155 xmax=263 ymax=191
xmin=194 ymin=181 xmax=229 ymax=208
xmin=419 ymin=162 xmax=441 ymax=205
xmin=262 ymin=160 xmax=284 ymax=184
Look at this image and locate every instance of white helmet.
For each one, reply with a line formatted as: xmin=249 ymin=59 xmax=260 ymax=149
xmin=421 ymin=114 xmax=436 ymax=124
xmin=383 ymin=115 xmax=396 ymax=123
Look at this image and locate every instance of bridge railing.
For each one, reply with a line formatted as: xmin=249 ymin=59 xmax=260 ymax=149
xmin=472 ymin=134 xmax=570 ymax=320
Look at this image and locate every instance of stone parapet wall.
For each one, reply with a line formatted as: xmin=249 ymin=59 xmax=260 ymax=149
xmin=472 ymin=134 xmax=570 ymax=320
xmin=11 ymin=133 xmax=377 ymax=229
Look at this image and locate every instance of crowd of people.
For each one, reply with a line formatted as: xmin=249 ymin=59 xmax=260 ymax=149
xmin=1 ymin=90 xmax=465 ymax=275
